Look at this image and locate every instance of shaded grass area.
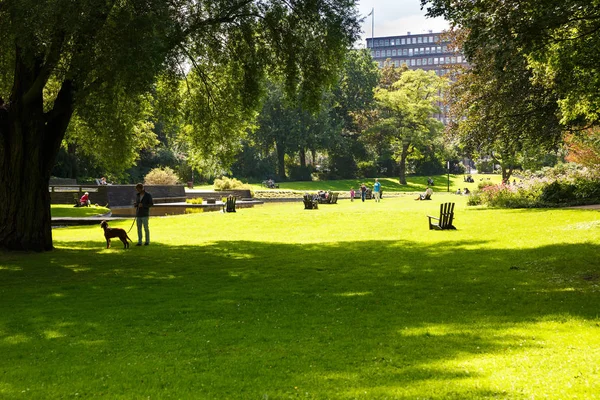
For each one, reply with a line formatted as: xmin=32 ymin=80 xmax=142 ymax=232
xmin=51 ymin=204 xmax=111 ymax=218
xmin=2 ymin=197 xmax=599 ymax=398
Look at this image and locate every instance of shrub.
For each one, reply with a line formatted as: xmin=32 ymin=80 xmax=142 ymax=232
xmin=144 ymin=167 xmax=180 ymax=185
xmin=468 ymin=163 xmax=600 ymax=208
xmin=213 ymin=177 xmax=252 ymax=196
xmin=357 ymin=161 xmax=378 ymax=178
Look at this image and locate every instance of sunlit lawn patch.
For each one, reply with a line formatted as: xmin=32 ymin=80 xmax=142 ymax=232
xmin=2 ymin=195 xmax=599 ymax=398
xmin=51 ymin=204 xmax=111 ymax=218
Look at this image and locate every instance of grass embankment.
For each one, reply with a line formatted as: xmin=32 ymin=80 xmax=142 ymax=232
xmin=190 ymin=174 xmax=503 ymax=195
xmin=51 ymin=204 xmax=111 ymax=218
xmin=2 ymin=196 xmax=599 ymax=398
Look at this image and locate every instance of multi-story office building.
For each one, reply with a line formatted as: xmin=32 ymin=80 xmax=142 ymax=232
xmin=367 ymin=31 xmax=467 ymax=75
xmin=367 ymin=31 xmax=468 ymax=124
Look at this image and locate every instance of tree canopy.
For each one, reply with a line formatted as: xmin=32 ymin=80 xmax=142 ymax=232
xmin=367 ymin=68 xmax=446 ymax=184
xmin=0 ymin=0 xmax=361 ymax=251
xmin=422 ymin=0 xmax=600 ymax=127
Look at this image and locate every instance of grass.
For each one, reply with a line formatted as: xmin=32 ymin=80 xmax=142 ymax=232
xmin=51 ymin=204 xmax=111 ymax=218
xmin=2 ymin=195 xmax=599 ymax=398
xmin=190 ymin=173 xmax=503 ymax=193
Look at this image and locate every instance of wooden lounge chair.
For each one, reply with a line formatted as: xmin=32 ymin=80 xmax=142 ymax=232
xmin=303 ymin=194 xmax=318 ymax=209
xmin=428 ymin=202 xmax=456 ymax=230
xmin=330 ymin=192 xmax=338 ymax=204
xmin=222 ymin=196 xmax=237 ymax=213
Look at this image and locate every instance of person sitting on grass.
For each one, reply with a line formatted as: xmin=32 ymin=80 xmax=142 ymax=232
xmin=415 ymin=186 xmax=433 ymax=200
xmin=80 ymin=192 xmax=91 ymax=207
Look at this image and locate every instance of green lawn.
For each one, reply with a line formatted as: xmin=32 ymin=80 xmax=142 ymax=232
xmin=2 ymin=196 xmax=599 ymax=398
xmin=190 ymin=173 xmax=503 ymax=193
xmin=51 ymin=204 xmax=111 ymax=218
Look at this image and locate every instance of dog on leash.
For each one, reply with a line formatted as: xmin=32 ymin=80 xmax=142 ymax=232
xmin=100 ymin=220 xmax=132 ymax=249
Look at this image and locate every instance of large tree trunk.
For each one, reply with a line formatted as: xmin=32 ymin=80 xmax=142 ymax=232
xmin=275 ymin=141 xmax=286 ymax=179
xmin=0 ymin=51 xmax=73 ymax=251
xmin=397 ymin=141 xmax=411 ymax=185
xmin=299 ymin=148 xmax=306 ymax=168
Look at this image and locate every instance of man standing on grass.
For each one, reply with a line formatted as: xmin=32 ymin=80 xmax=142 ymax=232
xmin=134 ymin=183 xmax=154 ymax=246
xmin=373 ymin=178 xmax=381 ymax=202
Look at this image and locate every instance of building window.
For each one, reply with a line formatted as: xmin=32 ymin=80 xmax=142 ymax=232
xmin=434 ymin=36 xmax=439 ymax=42
xmin=392 ymin=49 xmax=397 ymax=56
xmin=417 ymin=59 xmax=422 ymax=66
xmin=387 ymin=50 xmax=392 ymax=56
xmin=401 ymin=38 xmax=406 ymax=45
xmin=390 ymin=39 xmax=395 ymax=46
xmin=437 ymin=46 xmax=442 ymax=53
xmin=426 ymin=47 xmax=430 ymax=54
xmin=434 ymin=57 xmax=439 ymax=64
xmin=443 ymin=45 xmax=448 ymax=52
xmin=411 ymin=59 xmax=416 ymax=66
xmin=412 ymin=37 xmax=416 ymax=44
xmin=429 ymin=36 xmax=434 ymax=43
xmin=395 ymin=60 xmax=399 ymax=67
xmin=375 ymin=51 xmax=380 ymax=57
xmin=371 ymin=51 xmax=375 ymax=57
xmin=457 ymin=56 xmax=463 ymax=63
xmin=429 ymin=58 xmax=433 ymax=65
xmin=379 ymin=61 xmax=383 ymax=67
xmin=408 ymin=48 xmax=413 ymax=56
xmin=385 ymin=39 xmax=389 ymax=46
xmin=445 ymin=56 xmax=450 ymax=63
xmin=403 ymin=49 xmax=408 ymax=56
xmin=420 ymin=47 xmax=425 ymax=54
xmin=417 ymin=36 xmax=422 ymax=43
xmin=451 ymin=56 xmax=456 ymax=64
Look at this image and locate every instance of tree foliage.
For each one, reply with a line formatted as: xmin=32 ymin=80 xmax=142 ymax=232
xmin=422 ymin=0 xmax=600 ymax=126
xmin=0 ymin=0 xmax=361 ymax=251
xmin=367 ymin=69 xmax=446 ymax=184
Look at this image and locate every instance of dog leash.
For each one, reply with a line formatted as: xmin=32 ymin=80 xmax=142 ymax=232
xmin=127 ymin=202 xmax=139 ymax=233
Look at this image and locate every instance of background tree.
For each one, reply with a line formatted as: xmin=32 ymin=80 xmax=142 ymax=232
xmin=367 ymin=69 xmax=446 ymax=184
xmin=0 ymin=0 xmax=360 ymax=251
xmin=565 ymin=129 xmax=600 ymax=169
xmin=327 ymin=49 xmax=380 ymax=177
xmin=422 ymin=0 xmax=600 ymax=127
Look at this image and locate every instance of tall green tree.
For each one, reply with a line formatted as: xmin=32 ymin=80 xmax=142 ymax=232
xmin=367 ymin=70 xmax=446 ymax=184
xmin=0 ymin=0 xmax=360 ymax=251
xmin=422 ymin=0 xmax=600 ymax=126
xmin=327 ymin=49 xmax=380 ymax=176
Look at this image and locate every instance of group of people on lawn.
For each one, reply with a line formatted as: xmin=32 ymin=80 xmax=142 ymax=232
xmin=350 ymin=179 xmax=382 ymax=202
xmin=349 ymin=178 xmax=438 ymax=202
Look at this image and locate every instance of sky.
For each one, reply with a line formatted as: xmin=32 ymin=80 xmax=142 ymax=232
xmin=356 ymin=0 xmax=450 ymax=46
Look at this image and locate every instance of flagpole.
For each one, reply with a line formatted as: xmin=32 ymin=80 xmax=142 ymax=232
xmin=371 ymin=8 xmax=374 ymax=46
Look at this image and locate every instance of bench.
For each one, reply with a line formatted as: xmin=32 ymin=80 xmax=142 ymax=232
xmin=222 ymin=196 xmax=237 ymax=213
xmin=303 ymin=194 xmax=318 ymax=209
xmin=428 ymin=202 xmax=456 ymax=230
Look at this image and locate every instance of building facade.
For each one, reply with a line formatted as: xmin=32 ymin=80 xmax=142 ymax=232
xmin=367 ymin=31 xmax=468 ymax=124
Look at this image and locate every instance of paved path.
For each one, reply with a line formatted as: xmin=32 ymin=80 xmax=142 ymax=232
xmin=568 ymin=204 xmax=600 ymax=210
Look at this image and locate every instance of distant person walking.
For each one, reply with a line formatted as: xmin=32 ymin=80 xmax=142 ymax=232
xmin=350 ymin=187 xmax=355 ymax=202
xmin=373 ymin=178 xmax=381 ymax=202
xmin=360 ymin=183 xmax=367 ymax=202
xmin=134 ymin=183 xmax=154 ymax=246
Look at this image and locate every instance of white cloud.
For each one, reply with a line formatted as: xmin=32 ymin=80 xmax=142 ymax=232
xmin=356 ymin=0 xmax=450 ymax=45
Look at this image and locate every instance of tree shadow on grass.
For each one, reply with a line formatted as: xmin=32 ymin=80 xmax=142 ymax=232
xmin=0 ymin=239 xmax=599 ymax=398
